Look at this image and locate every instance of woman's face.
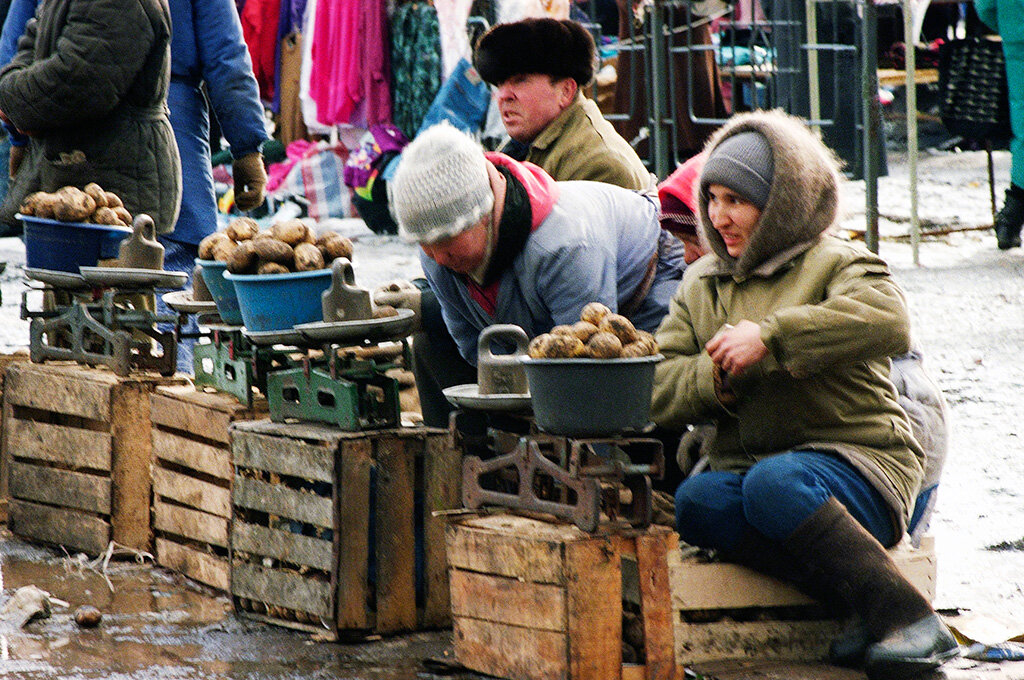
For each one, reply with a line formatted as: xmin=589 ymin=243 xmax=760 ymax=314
xmin=706 ymin=184 xmax=762 ymax=258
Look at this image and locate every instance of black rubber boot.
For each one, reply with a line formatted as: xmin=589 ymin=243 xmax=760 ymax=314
xmin=828 ymin=617 xmax=872 ymax=668
xmin=784 ymin=498 xmax=959 ymax=679
xmin=994 ymin=185 xmax=1024 ymax=250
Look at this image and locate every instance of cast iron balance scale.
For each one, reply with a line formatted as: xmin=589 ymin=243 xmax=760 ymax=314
xmin=444 ymin=326 xmax=664 ymax=533
xmin=166 ymin=258 xmax=415 ymax=431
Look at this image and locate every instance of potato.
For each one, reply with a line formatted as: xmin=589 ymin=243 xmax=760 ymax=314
xmin=53 ymin=186 xmax=96 ymax=222
xmin=83 ymin=183 xmax=107 ymax=209
xmin=91 ymin=206 xmax=121 ymax=225
xmin=112 ymin=206 xmax=132 ymax=226
xmin=373 ymin=305 xmax=399 ymax=318
xmin=550 ymin=324 xmax=575 ymax=337
xmin=252 ymin=237 xmax=294 ymax=264
xmin=252 ymin=230 xmax=275 ymax=241
xmin=104 ymin=191 xmax=124 ymax=209
xmin=227 ymin=239 xmax=258 ymax=274
xmin=528 ymin=334 xmax=552 ymax=359
xmin=580 ymin=301 xmax=611 ymax=326
xmin=586 ymin=331 xmax=622 ymax=358
xmin=198 ymin=232 xmax=232 ymax=260
xmin=226 ymin=216 xmax=259 ymax=241
xmin=211 ymin=239 xmax=236 ymax=263
xmin=544 ymin=334 xmax=586 ymax=358
xmin=20 ymin=191 xmax=48 ymax=216
xmin=293 ymin=242 xmax=324 ymax=271
xmin=270 ymin=218 xmax=312 ymax=246
xmin=317 ymin=232 xmax=353 ymax=261
xmin=257 ymin=261 xmax=290 ymax=275
xmin=621 ymin=334 xmax=659 ymax=358
xmin=33 ymin=193 xmax=59 ymax=219
xmin=598 ymin=313 xmax=638 ymax=345
xmin=571 ymin=321 xmax=599 ymax=343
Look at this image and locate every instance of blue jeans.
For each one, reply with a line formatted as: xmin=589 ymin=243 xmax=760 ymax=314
xmin=675 ymin=451 xmax=896 ymax=552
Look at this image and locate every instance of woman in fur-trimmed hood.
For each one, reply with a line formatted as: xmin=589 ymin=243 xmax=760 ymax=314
xmin=652 ymin=109 xmax=959 ymax=679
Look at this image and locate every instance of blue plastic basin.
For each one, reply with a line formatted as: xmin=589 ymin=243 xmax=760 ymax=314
xmin=224 ymin=268 xmax=332 ymax=331
xmin=19 ymin=214 xmax=132 ymax=273
xmin=196 ymin=259 xmax=243 ymax=326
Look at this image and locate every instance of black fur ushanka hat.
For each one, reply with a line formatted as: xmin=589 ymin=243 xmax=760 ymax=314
xmin=473 ymin=18 xmax=596 ymax=87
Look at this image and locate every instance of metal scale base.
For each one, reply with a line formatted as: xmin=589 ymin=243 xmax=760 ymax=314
xmin=193 ymin=328 xmax=292 ymax=408
xmin=456 ymin=412 xmax=664 ymax=533
xmin=265 ymin=353 xmax=401 ymax=431
xmin=23 ymin=289 xmax=177 ymax=377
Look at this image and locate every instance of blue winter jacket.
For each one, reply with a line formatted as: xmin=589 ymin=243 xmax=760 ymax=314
xmin=168 ymin=0 xmax=267 ymax=245
xmin=423 ymin=173 xmax=686 ymax=365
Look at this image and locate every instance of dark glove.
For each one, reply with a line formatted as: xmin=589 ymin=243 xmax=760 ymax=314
xmin=9 ymin=144 xmax=25 ymax=180
xmin=232 ymin=151 xmax=267 ymax=212
xmin=676 ymin=424 xmax=716 ymax=477
xmin=372 ymin=280 xmax=423 ymax=333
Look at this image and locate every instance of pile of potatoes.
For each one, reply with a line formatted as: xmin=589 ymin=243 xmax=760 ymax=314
xmin=20 ymin=184 xmax=132 ymax=227
xmin=528 ymin=302 xmax=659 ymax=359
xmin=199 ymin=217 xmax=354 ymax=275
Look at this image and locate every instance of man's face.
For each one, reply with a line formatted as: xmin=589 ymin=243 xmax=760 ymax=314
xmin=495 ymin=74 xmax=575 ymax=143
xmin=420 ymin=213 xmax=491 ymax=274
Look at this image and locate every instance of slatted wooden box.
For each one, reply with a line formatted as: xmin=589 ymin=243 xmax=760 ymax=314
xmin=228 ymin=420 xmax=460 ymax=637
xmin=0 ymin=352 xmax=31 ymax=522
xmin=1 ymin=361 xmax=186 ymax=555
xmin=667 ymin=536 xmax=938 ymax=666
xmin=150 ymin=385 xmax=268 ymax=591
xmin=447 ymin=514 xmax=678 ymax=680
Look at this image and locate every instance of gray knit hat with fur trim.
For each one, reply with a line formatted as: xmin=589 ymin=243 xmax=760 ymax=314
xmin=700 ymin=131 xmax=774 ymax=210
xmin=389 ymin=123 xmax=495 ymax=244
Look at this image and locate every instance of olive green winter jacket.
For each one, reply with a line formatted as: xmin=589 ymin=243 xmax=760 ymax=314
xmin=651 ymin=110 xmax=925 ymax=537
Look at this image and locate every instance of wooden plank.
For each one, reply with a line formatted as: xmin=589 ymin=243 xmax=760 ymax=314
xmin=232 ymin=520 xmax=333 ymax=573
xmin=152 ymin=428 xmax=231 ymax=481
xmin=421 ymin=432 xmax=459 ymax=627
xmin=635 ymin=532 xmax=676 ymax=680
xmin=445 ymin=516 xmax=570 ymax=585
xmin=9 ymin=498 xmax=110 ymax=556
xmin=9 ymin=461 xmax=110 ymax=514
xmin=566 ymin=535 xmax=622 ymax=680
xmin=155 ymin=537 xmax=229 ymax=591
xmin=1 ymin=387 xmax=12 ymax=520
xmin=4 ymin=363 xmax=112 ymax=421
xmin=675 ymin=619 xmax=843 ymax=665
xmin=232 ymin=429 xmax=334 ymax=483
xmin=233 ymin=475 xmax=333 ymax=528
xmin=152 ymin=466 xmax=231 ymax=517
xmin=671 ymin=561 xmax=815 ymax=611
xmin=109 ymin=382 xmax=153 ymax=551
xmin=449 ymin=569 xmax=567 ymax=631
xmin=231 ymin=560 xmax=333 ymax=619
xmin=374 ymin=435 xmax=417 ymax=633
xmin=336 ymin=438 xmax=372 ymax=630
xmin=153 ymin=500 xmax=229 ymax=548
xmin=6 ymin=417 xmax=112 ymax=470
xmin=151 ymin=389 xmax=237 ymax=444
xmin=454 ymin=616 xmax=569 ymax=680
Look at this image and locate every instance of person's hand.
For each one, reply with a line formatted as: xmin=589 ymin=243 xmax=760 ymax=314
xmin=9 ymin=144 xmax=25 ymax=180
xmin=705 ymin=320 xmax=768 ymax=376
xmin=232 ymin=152 xmax=267 ymax=212
xmin=373 ymin=280 xmax=422 ymax=333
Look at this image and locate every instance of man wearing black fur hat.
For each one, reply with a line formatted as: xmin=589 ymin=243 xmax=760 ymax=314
xmin=473 ymin=17 xmax=655 ymax=194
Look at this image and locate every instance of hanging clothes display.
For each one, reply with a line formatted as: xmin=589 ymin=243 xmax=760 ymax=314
xmin=435 ymin=0 xmax=473 ymax=79
xmin=240 ymin=0 xmax=281 ymax=101
xmin=390 ymin=2 xmax=442 ymax=138
xmin=271 ymin=0 xmax=307 ymax=114
xmin=299 ymin=0 xmax=331 ymax=134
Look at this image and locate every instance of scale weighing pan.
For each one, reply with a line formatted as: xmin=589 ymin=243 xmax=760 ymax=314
xmin=243 ymin=327 xmax=307 ymax=347
xmin=294 ymin=308 xmax=415 ymax=344
xmin=25 ymin=267 xmax=90 ymax=290
xmin=80 ymin=266 xmax=188 ymax=289
xmin=443 ymin=383 xmax=532 ymax=413
xmin=161 ymin=290 xmax=218 ymax=314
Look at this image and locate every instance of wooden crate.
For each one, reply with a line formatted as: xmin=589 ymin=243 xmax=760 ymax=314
xmin=0 ymin=352 xmax=32 ymax=522
xmin=229 ymin=420 xmax=460 ymax=637
xmin=668 ymin=536 xmax=938 ymax=666
xmin=150 ymin=385 xmax=268 ymax=591
xmin=1 ymin=361 xmax=186 ymax=555
xmin=447 ymin=514 xmax=678 ymax=680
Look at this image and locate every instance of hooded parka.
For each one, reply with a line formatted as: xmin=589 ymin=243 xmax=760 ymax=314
xmin=0 ymin=0 xmax=181 ymax=233
xmin=651 ymin=109 xmax=925 ymax=536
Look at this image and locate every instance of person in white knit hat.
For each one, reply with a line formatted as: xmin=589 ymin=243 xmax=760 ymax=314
xmin=381 ymin=122 xmax=685 ymax=426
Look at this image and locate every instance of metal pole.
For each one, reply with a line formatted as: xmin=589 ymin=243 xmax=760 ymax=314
xmin=806 ymin=0 xmax=821 ymax=133
xmin=905 ymin=0 xmax=920 ymax=264
xmin=862 ymin=0 xmax=879 ymax=253
xmin=650 ymin=0 xmax=670 ymax=180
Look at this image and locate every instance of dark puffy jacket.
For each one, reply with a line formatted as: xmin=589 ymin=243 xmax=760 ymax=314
xmin=0 ymin=0 xmax=181 ymax=233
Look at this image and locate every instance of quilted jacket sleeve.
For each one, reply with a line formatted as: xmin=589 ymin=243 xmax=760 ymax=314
xmin=0 ymin=0 xmax=157 ymax=133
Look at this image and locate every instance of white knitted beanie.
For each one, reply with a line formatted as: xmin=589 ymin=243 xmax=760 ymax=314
xmin=389 ymin=123 xmax=495 ymax=244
